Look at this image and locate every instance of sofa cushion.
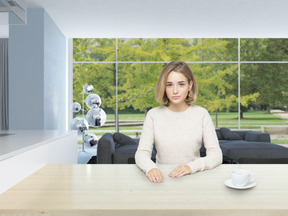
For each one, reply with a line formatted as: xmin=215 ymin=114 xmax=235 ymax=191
xmin=113 ymin=145 xmax=156 ymax=164
xmin=220 ymin=128 xmax=242 ymax=140
xmin=113 ymin=145 xmax=139 ymax=164
xmin=245 ymin=131 xmax=271 ymax=142
xmin=220 ymin=142 xmax=288 ymax=161
xmin=238 ymin=157 xmax=288 ymax=164
xmin=113 ymin=133 xmax=137 ymax=146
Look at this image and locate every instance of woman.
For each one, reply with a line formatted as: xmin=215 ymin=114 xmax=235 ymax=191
xmin=135 ymin=61 xmax=222 ymax=183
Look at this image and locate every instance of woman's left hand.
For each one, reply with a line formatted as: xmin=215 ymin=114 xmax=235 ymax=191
xmin=168 ymin=165 xmax=192 ymax=178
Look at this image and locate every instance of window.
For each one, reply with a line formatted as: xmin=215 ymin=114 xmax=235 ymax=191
xmin=73 ymin=38 xmax=288 ymax=145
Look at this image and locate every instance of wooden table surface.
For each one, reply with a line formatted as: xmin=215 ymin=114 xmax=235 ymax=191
xmin=0 ymin=164 xmax=287 ymax=216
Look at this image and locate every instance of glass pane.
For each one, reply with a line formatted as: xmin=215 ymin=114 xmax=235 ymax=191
xmin=240 ymin=64 xmax=288 ymax=143
xmin=118 ymin=38 xmax=238 ymax=62
xmin=117 ymin=63 xmax=163 ymax=137
xmin=73 ymin=63 xmax=116 ymax=137
xmin=191 ymin=63 xmax=238 ymax=129
xmin=241 ymin=38 xmax=288 ymax=61
xmin=73 ymin=38 xmax=116 ymax=62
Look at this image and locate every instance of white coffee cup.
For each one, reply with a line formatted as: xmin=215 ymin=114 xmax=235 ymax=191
xmin=231 ymin=169 xmax=254 ymax=187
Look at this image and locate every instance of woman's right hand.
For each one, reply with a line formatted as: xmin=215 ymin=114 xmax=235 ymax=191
xmin=147 ymin=168 xmax=163 ymax=183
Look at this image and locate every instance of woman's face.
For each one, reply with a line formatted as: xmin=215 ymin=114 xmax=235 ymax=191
xmin=165 ymin=71 xmax=193 ymax=107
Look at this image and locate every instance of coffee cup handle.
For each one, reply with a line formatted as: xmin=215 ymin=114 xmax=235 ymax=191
xmin=249 ymin=174 xmax=255 ymax=183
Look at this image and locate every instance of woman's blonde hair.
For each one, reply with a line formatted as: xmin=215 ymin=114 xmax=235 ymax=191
xmin=155 ymin=61 xmax=198 ymax=105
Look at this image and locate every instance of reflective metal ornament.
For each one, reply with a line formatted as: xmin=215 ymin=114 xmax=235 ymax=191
xmin=83 ymin=84 xmax=94 ymax=94
xmin=83 ymin=133 xmax=98 ymax=148
xmin=72 ymin=102 xmax=81 ymax=113
xmin=70 ymin=117 xmax=89 ymax=135
xmin=86 ymin=107 xmax=107 ymax=128
xmin=85 ymin=94 xmax=101 ymax=108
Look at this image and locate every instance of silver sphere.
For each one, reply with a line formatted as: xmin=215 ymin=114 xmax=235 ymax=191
xmin=72 ymin=102 xmax=81 ymax=113
xmin=83 ymin=133 xmax=98 ymax=148
xmin=70 ymin=117 xmax=89 ymax=135
xmin=86 ymin=108 xmax=107 ymax=128
xmin=85 ymin=94 xmax=101 ymax=108
xmin=83 ymin=84 xmax=94 ymax=94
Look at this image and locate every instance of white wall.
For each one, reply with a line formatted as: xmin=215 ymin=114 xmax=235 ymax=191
xmin=67 ymin=38 xmax=73 ymax=131
xmin=9 ymin=8 xmax=67 ymax=130
xmin=9 ymin=8 xmax=44 ymax=130
xmin=43 ymin=10 xmax=66 ymax=130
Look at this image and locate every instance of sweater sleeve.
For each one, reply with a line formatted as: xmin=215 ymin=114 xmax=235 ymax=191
xmin=135 ymin=111 xmax=159 ymax=174
xmin=187 ymin=110 xmax=223 ymax=173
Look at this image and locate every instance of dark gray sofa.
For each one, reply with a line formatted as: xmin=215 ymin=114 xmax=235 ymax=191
xmin=97 ymin=133 xmax=154 ymax=164
xmin=96 ymin=129 xmax=288 ymax=164
xmin=211 ymin=129 xmax=288 ymax=163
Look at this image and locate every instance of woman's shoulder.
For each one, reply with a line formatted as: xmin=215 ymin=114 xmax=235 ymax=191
xmin=144 ymin=106 xmax=166 ymax=121
xmin=189 ymin=104 xmax=209 ymax=115
xmin=147 ymin=105 xmax=210 ymax=117
xmin=147 ymin=106 xmax=166 ymax=115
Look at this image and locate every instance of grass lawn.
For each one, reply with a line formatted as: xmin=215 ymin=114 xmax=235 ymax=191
xmin=118 ymin=113 xmax=146 ymax=121
xmin=79 ymin=110 xmax=288 ymax=144
xmin=78 ymin=110 xmax=287 ymax=127
xmin=77 ymin=112 xmax=146 ymax=121
xmin=271 ymin=140 xmax=288 ymax=145
xmin=210 ymin=111 xmax=287 ymax=127
xmin=85 ymin=110 xmax=287 ymax=130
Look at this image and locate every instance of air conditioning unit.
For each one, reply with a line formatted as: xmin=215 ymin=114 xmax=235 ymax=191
xmin=0 ymin=0 xmax=26 ymax=12
xmin=0 ymin=0 xmax=26 ymax=24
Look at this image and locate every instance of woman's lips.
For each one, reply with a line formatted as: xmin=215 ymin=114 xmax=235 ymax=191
xmin=172 ymin=96 xmax=180 ymax=100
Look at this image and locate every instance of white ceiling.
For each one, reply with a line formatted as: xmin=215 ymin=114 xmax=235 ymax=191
xmin=24 ymin=0 xmax=288 ymax=38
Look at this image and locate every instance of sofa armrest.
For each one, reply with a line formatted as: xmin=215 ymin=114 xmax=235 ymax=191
xmin=245 ymin=131 xmax=271 ymax=143
xmin=97 ymin=133 xmax=116 ymax=164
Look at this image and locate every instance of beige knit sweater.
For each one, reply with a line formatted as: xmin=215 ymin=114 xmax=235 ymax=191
xmin=135 ymin=105 xmax=223 ymax=174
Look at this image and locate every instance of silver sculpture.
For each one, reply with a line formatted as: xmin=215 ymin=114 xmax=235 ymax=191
xmin=71 ymin=84 xmax=106 ymax=155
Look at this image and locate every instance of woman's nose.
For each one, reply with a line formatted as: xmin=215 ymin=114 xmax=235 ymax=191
xmin=173 ymin=85 xmax=178 ymax=94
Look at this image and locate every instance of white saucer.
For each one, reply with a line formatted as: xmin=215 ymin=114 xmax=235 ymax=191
xmin=224 ymin=179 xmax=256 ymax=189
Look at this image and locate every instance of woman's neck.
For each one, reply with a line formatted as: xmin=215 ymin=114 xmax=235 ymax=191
xmin=167 ymin=103 xmax=190 ymax=112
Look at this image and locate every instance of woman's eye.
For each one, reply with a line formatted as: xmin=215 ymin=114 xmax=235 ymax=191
xmin=166 ymin=84 xmax=173 ymax=87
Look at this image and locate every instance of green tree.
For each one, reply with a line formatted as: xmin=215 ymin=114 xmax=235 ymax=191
xmin=116 ymin=63 xmax=162 ymax=114
xmin=115 ymin=38 xmax=243 ymax=127
xmin=73 ymin=39 xmax=118 ymax=124
xmin=73 ymin=38 xmax=116 ymax=61
xmin=73 ymin=38 xmax=264 ymax=128
xmin=241 ymin=39 xmax=288 ymax=113
xmin=73 ymin=63 xmax=116 ymax=112
xmin=194 ymin=63 xmax=238 ymax=126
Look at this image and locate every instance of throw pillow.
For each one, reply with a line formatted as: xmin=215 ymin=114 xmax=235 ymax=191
xmin=113 ymin=133 xmax=137 ymax=146
xmin=245 ymin=131 xmax=271 ymax=142
xmin=216 ymin=131 xmax=224 ymax=140
xmin=219 ymin=127 xmax=242 ymax=140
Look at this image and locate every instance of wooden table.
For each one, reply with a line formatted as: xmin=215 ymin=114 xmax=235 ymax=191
xmin=0 ymin=164 xmax=287 ymax=216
